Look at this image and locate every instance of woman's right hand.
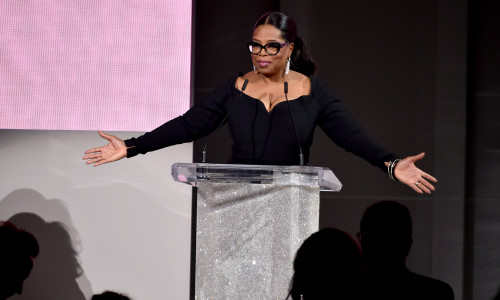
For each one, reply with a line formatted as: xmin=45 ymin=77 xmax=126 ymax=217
xmin=83 ymin=131 xmax=128 ymax=167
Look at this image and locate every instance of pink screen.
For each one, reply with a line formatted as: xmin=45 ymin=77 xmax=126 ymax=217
xmin=0 ymin=1 xmax=192 ymax=131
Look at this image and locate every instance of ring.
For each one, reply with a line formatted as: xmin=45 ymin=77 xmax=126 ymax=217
xmin=415 ymin=182 xmax=420 ymax=185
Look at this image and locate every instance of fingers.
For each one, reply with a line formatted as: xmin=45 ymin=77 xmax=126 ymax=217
xmin=410 ymin=183 xmax=424 ymax=194
xmin=84 ymin=155 xmax=113 ymax=167
xmin=83 ymin=152 xmax=104 ymax=166
xmin=414 ymin=179 xmax=434 ymax=194
xmin=405 ymin=173 xmax=435 ymax=194
xmin=83 ymin=131 xmax=124 ymax=167
xmin=422 ymin=172 xmax=438 ymax=183
xmin=408 ymin=152 xmax=425 ymax=162
xmin=98 ymin=130 xmax=114 ymax=141
xmin=85 ymin=157 xmax=102 ymax=165
xmin=83 ymin=147 xmax=106 ymax=166
xmin=409 ymin=181 xmax=427 ymax=194
xmin=83 ymin=153 xmax=101 ymax=160
xmin=398 ymin=152 xmax=439 ymax=194
xmin=412 ymin=167 xmax=437 ymax=194
xmin=84 ymin=147 xmax=102 ymax=155
xmin=84 ymin=130 xmax=112 ymax=154
xmin=93 ymin=158 xmax=110 ymax=167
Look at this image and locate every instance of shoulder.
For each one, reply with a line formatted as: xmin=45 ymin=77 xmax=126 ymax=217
xmin=408 ymin=272 xmax=454 ymax=298
xmin=288 ymin=71 xmax=311 ymax=93
xmin=303 ymin=75 xmax=339 ymax=104
xmin=235 ymin=71 xmax=259 ymax=91
xmin=309 ymin=75 xmax=333 ymax=92
xmin=211 ymin=75 xmax=241 ymax=95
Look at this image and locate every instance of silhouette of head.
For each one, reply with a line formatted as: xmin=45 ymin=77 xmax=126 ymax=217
xmin=91 ymin=291 xmax=131 ymax=300
xmin=0 ymin=221 xmax=39 ymax=300
xmin=5 ymin=213 xmax=87 ymax=299
xmin=288 ymin=228 xmax=366 ymax=299
xmin=359 ymin=201 xmax=413 ymax=271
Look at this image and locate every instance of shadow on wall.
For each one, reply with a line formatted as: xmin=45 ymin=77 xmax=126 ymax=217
xmin=0 ymin=189 xmax=90 ymax=300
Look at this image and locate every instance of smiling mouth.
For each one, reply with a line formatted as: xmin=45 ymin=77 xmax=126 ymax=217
xmin=257 ymin=60 xmax=271 ymax=67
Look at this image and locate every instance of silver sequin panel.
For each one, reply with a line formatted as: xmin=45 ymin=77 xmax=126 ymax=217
xmin=195 ymin=173 xmax=320 ymax=300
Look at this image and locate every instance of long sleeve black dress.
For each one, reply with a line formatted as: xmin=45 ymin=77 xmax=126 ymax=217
xmin=124 ymin=75 xmax=397 ymax=171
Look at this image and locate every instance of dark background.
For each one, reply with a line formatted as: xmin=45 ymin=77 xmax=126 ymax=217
xmin=192 ymin=1 xmax=499 ymax=299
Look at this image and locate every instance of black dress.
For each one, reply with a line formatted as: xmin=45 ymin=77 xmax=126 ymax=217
xmin=125 ymin=76 xmax=396 ymax=171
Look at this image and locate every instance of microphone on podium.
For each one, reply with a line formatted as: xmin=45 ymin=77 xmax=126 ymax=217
xmin=202 ymin=78 xmax=249 ymax=163
xmin=284 ymin=81 xmax=304 ymax=166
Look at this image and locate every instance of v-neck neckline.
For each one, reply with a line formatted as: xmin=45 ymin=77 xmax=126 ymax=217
xmin=235 ymin=77 xmax=313 ymax=113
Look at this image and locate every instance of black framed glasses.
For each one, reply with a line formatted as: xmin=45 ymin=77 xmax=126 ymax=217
xmin=247 ymin=41 xmax=290 ymax=56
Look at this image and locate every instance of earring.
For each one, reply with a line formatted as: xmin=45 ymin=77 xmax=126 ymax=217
xmin=253 ymin=65 xmax=257 ymax=74
xmin=285 ymin=58 xmax=290 ymax=75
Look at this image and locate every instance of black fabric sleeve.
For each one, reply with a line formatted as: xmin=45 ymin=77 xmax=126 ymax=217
xmin=125 ymin=77 xmax=236 ymax=158
xmin=314 ymin=79 xmax=398 ymax=172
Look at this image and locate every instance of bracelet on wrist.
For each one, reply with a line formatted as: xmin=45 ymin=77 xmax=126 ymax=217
xmin=387 ymin=159 xmax=401 ymax=181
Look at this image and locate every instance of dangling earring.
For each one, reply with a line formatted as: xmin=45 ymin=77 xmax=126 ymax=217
xmin=285 ymin=58 xmax=291 ymax=75
xmin=253 ymin=65 xmax=257 ymax=74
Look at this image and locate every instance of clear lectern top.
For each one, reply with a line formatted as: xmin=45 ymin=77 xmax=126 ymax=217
xmin=171 ymin=163 xmax=342 ymax=191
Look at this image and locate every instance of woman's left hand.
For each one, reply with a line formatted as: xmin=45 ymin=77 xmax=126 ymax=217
xmin=394 ymin=152 xmax=437 ymax=194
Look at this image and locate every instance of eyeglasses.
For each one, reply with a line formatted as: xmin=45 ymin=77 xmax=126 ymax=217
xmin=247 ymin=41 xmax=290 ymax=56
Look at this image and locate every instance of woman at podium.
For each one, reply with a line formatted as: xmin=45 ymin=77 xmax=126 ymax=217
xmin=83 ymin=12 xmax=436 ymax=194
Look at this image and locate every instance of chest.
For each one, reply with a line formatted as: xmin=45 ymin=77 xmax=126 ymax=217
xmin=243 ymin=83 xmax=307 ymax=112
xmin=228 ymin=93 xmax=318 ymax=142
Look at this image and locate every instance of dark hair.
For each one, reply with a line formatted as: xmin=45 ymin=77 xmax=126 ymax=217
xmin=360 ymin=200 xmax=413 ymax=240
xmin=91 ymin=291 xmax=131 ymax=300
xmin=287 ymin=228 xmax=366 ymax=299
xmin=0 ymin=221 xmax=39 ymax=259
xmin=360 ymin=201 xmax=413 ymax=262
xmin=254 ymin=12 xmax=315 ymax=76
xmin=0 ymin=221 xmax=39 ymax=296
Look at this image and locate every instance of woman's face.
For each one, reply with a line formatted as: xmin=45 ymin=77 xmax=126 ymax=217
xmin=251 ymin=24 xmax=294 ymax=77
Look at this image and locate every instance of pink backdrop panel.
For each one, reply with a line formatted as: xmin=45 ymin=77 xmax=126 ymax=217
xmin=0 ymin=0 xmax=192 ymax=131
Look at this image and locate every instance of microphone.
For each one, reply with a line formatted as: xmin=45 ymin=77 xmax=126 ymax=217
xmin=202 ymin=78 xmax=249 ymax=163
xmin=242 ymin=78 xmax=249 ymax=91
xmin=284 ymin=81 xmax=304 ymax=166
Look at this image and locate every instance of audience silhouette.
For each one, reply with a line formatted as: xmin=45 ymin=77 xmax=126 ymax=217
xmin=7 ymin=213 xmax=87 ymax=299
xmin=359 ymin=200 xmax=454 ymax=300
xmin=91 ymin=291 xmax=132 ymax=300
xmin=0 ymin=221 xmax=39 ymax=300
xmin=2 ymin=199 xmax=463 ymax=300
xmin=287 ymin=227 xmax=367 ymax=300
xmin=493 ymin=285 xmax=500 ymax=300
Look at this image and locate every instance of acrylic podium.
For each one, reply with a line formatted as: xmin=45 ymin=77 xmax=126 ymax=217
xmin=172 ymin=163 xmax=342 ymax=300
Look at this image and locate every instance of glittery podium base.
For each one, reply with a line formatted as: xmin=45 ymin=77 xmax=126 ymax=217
xmin=171 ymin=163 xmax=342 ymax=300
xmin=196 ymin=181 xmax=318 ymax=299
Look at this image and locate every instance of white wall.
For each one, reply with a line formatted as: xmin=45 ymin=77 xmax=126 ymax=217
xmin=0 ymin=130 xmax=192 ymax=300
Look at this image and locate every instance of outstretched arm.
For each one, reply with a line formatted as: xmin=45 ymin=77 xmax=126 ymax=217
xmin=83 ymin=131 xmax=129 ymax=167
xmin=392 ymin=152 xmax=437 ymax=194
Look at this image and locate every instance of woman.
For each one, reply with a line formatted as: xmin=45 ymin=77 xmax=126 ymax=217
xmin=83 ymin=12 xmax=436 ymax=194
